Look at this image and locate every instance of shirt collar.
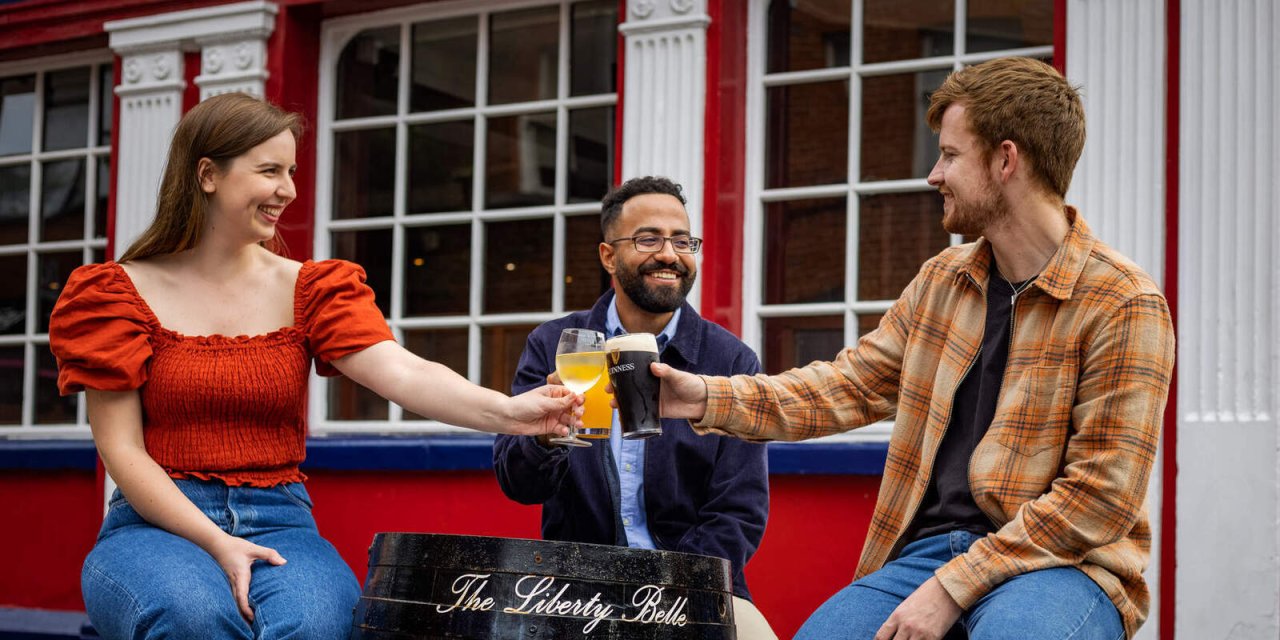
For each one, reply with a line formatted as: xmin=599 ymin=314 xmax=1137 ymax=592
xmin=606 ymin=297 xmax=682 ymax=352
xmin=955 ymin=206 xmax=1096 ymax=301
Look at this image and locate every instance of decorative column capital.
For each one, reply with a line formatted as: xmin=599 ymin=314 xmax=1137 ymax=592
xmin=621 ymin=0 xmax=709 ymax=35
xmin=195 ymin=38 xmax=270 ymax=99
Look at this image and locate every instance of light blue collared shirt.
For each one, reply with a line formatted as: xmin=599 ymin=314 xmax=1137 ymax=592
xmin=605 ymin=299 xmax=681 ymax=549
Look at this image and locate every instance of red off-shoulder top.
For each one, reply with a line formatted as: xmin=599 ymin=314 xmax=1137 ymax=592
xmin=48 ymin=260 xmax=394 ymax=487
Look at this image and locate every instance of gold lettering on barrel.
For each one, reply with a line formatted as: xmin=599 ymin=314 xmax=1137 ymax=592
xmin=504 ymin=576 xmax=616 ymax=634
xmin=435 ymin=573 xmax=496 ymax=613
xmin=622 ymin=586 xmax=688 ymax=627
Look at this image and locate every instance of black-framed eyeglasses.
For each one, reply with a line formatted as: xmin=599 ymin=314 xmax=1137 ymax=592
xmin=606 ymin=234 xmax=703 ymax=254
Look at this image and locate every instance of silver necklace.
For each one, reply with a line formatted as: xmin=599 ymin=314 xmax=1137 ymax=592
xmin=995 ymin=253 xmax=1054 ymax=305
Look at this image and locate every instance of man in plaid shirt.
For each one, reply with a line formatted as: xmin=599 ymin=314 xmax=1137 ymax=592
xmin=651 ymin=58 xmax=1174 ymax=639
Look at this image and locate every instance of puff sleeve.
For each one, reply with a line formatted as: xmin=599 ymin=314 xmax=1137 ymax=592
xmin=49 ymin=263 xmax=154 ymax=394
xmin=298 ymin=260 xmax=395 ymax=376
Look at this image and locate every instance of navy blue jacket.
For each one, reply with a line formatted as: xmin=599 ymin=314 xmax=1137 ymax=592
xmin=492 ymin=291 xmax=768 ymax=600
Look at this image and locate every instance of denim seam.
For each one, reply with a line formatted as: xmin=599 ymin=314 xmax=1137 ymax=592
xmin=1062 ymin=588 xmax=1105 ymax=640
xmin=276 ymin=484 xmax=312 ymax=510
xmin=83 ymin=558 xmax=145 ymax=633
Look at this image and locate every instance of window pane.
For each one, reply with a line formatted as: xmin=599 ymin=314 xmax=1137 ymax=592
xmin=333 ymin=128 xmax=396 ymax=219
xmin=484 ymin=218 xmax=552 ymax=313
xmin=567 ymin=107 xmax=613 ymax=203
xmin=860 ymin=70 xmax=947 ymax=181
xmin=403 ymin=328 xmax=470 ymax=420
xmin=485 ymin=112 xmax=555 ymax=208
xmin=766 ymin=81 xmax=848 ymax=189
xmin=0 ymin=164 xmax=30 ymax=245
xmin=94 ymin=156 xmax=109 ymax=239
xmin=0 ymin=346 xmax=22 ymax=424
xmin=331 ymin=229 xmax=393 ymax=317
xmin=98 ymin=66 xmax=113 ymax=147
xmin=408 ymin=121 xmax=473 ymax=214
xmin=863 ymin=0 xmax=955 ymax=64
xmin=336 ymin=26 xmax=400 ymax=119
xmin=762 ymin=316 xmax=843 ymax=374
xmin=404 ymin=223 xmax=471 ymax=316
xmin=765 ymin=197 xmax=846 ymax=305
xmin=35 ymin=343 xmax=75 ymax=424
xmin=0 ymin=75 xmax=35 ymax=157
xmin=42 ymin=67 xmax=90 ymax=152
xmin=328 ymin=375 xmax=387 ymax=420
xmin=489 ymin=6 xmax=559 ymax=105
xmin=967 ymin=0 xmax=1053 ymax=53
xmin=858 ymin=312 xmax=884 ymax=338
xmin=857 ymin=191 xmax=948 ymax=300
xmin=482 ymin=323 xmax=538 ymax=392
xmin=40 ymin=158 xmax=85 ymax=242
xmin=570 ymin=0 xmax=618 ymax=96
xmin=37 ymin=251 xmax=80 ymax=333
xmin=564 ymin=214 xmax=608 ymax=310
xmin=0 ymin=254 xmax=26 ymax=335
xmin=767 ymin=0 xmax=851 ymax=74
xmin=411 ymin=17 xmax=477 ymax=112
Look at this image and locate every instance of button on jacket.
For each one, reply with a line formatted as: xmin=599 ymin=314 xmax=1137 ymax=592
xmin=493 ymin=291 xmax=768 ymax=599
xmin=695 ymin=211 xmax=1174 ymax=637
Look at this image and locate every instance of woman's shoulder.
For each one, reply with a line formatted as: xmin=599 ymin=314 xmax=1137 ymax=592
xmin=60 ymin=261 xmax=141 ymax=308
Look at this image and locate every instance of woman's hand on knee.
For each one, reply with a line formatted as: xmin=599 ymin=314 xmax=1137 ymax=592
xmin=875 ymin=576 xmax=961 ymax=640
xmin=208 ymin=534 xmax=287 ymax=622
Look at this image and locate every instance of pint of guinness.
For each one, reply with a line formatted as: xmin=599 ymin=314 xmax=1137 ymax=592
xmin=605 ymin=333 xmax=662 ymax=439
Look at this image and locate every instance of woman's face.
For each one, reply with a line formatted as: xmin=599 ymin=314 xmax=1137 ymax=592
xmin=200 ymin=130 xmax=297 ymax=245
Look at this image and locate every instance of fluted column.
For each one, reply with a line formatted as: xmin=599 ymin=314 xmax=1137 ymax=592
xmin=1063 ymin=4 xmax=1167 ymax=638
xmin=619 ymin=0 xmax=709 ymax=304
xmin=1175 ymin=0 xmax=1279 ymax=636
xmin=105 ymin=1 xmax=277 ymax=253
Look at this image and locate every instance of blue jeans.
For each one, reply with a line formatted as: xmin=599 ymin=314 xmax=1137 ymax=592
xmin=796 ymin=531 xmax=1125 ymax=640
xmin=82 ymin=479 xmax=360 ymax=640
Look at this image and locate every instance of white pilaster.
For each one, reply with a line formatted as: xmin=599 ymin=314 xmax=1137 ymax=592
xmin=619 ymin=0 xmax=709 ymax=305
xmin=105 ymin=1 xmax=277 ymax=253
xmin=1176 ymin=0 xmax=1279 ymax=637
xmin=1064 ymin=4 xmax=1167 ymax=638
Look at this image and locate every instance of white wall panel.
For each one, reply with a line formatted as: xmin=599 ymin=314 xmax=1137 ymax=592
xmin=1176 ymin=0 xmax=1280 ymax=637
xmin=1066 ymin=3 xmax=1166 ymax=637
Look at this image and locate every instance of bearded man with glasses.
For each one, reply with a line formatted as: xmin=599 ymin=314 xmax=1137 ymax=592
xmin=494 ymin=175 xmax=777 ymax=639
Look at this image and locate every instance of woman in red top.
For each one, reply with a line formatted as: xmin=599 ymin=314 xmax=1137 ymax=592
xmin=49 ymin=93 xmax=579 ymax=640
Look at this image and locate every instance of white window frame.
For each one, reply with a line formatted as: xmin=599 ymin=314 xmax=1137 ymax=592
xmin=742 ymin=0 xmax=1053 ymax=443
xmin=313 ymin=0 xmax=617 ymax=435
xmin=0 ymin=50 xmax=114 ymax=439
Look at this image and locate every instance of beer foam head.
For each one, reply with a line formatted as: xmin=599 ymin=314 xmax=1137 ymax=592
xmin=605 ymin=332 xmax=658 ymax=354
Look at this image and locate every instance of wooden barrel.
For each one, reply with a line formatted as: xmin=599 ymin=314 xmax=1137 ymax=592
xmin=349 ymin=533 xmax=736 ymax=640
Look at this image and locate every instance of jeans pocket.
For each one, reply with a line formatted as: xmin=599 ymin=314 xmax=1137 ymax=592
xmin=276 ymin=483 xmax=314 ymax=509
xmin=107 ymin=489 xmax=128 ymax=510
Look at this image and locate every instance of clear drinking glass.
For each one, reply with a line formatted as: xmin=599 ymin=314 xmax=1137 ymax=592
xmin=552 ymin=328 xmax=606 ymax=447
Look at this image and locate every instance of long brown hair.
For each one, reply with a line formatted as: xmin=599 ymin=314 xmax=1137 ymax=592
xmin=118 ymin=93 xmax=303 ymax=263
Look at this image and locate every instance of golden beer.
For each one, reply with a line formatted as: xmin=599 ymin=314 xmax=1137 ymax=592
xmin=580 ymin=377 xmax=613 ymax=438
xmin=555 ymin=351 xmax=606 ymax=393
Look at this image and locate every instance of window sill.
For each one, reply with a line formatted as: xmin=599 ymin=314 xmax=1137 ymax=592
xmin=0 ymin=436 xmax=888 ymax=475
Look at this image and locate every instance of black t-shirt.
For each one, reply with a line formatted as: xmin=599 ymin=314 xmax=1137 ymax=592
xmin=905 ymin=264 xmax=1032 ymax=543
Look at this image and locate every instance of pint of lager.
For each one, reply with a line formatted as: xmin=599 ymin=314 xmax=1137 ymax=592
xmin=605 ymin=333 xmax=662 ymax=439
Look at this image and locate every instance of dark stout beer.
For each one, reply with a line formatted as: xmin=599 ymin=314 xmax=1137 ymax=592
xmin=605 ymin=333 xmax=662 ymax=439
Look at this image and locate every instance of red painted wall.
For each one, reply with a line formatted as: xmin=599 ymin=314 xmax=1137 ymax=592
xmin=1 ymin=469 xmax=879 ymax=639
xmin=0 ymin=471 xmax=100 ymax=610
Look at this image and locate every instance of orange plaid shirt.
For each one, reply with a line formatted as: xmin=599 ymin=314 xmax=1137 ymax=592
xmin=696 ymin=210 xmax=1174 ymax=637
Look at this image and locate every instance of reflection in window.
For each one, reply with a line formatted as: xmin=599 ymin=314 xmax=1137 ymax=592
xmin=860 ymin=71 xmax=946 ymax=181
xmin=763 ymin=316 xmax=843 ymax=375
xmin=857 ymin=192 xmax=948 ymax=301
xmin=486 ymin=112 xmax=556 ymax=208
xmin=333 ymin=128 xmax=395 ymax=219
xmin=489 ymin=7 xmax=559 ymax=105
xmin=336 ymin=26 xmax=399 ymax=119
xmin=765 ymin=197 xmax=846 ymax=305
xmin=484 ymin=218 xmax=553 ymax=313
xmin=0 ymin=346 xmax=22 ymax=424
xmin=41 ymin=159 xmax=86 ymax=242
xmin=0 ymin=254 xmax=26 ymax=335
xmin=0 ymin=75 xmax=35 ymax=157
xmin=482 ymin=324 xmax=539 ymax=392
xmin=967 ymin=0 xmax=1054 ymax=53
xmin=408 ymin=121 xmax=474 ymax=214
xmin=404 ymin=224 xmax=471 ymax=316
xmin=570 ymin=0 xmax=618 ymax=96
xmin=767 ymin=0 xmax=851 ymax=74
xmin=766 ymin=81 xmax=849 ymax=189
xmin=411 ymin=17 xmax=477 ymax=112
xmin=863 ymin=0 xmax=955 ymax=64
xmin=43 ymin=67 xmax=90 ymax=152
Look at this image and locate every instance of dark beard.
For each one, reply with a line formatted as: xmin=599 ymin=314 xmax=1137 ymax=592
xmin=615 ymin=261 xmax=694 ymax=313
